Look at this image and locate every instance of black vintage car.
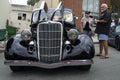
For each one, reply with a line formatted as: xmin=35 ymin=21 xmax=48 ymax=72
xmin=4 ymin=1 xmax=95 ymax=72
xmin=108 ymin=25 xmax=120 ymax=50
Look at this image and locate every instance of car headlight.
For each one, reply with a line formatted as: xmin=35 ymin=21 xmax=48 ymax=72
xmin=21 ymin=29 xmax=32 ymax=41
xmin=67 ymin=29 xmax=79 ymax=41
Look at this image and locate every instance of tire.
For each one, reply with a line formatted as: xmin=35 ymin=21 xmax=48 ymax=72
xmin=10 ymin=66 xmax=23 ymax=72
xmin=90 ymin=46 xmax=95 ymax=58
xmin=77 ymin=65 xmax=91 ymax=71
xmin=115 ymin=37 xmax=120 ymax=50
xmin=118 ymin=38 xmax=120 ymax=50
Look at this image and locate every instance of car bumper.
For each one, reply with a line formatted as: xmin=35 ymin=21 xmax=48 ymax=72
xmin=4 ymin=60 xmax=93 ymax=69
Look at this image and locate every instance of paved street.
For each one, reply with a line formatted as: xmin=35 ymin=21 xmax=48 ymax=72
xmin=0 ymin=44 xmax=120 ymax=80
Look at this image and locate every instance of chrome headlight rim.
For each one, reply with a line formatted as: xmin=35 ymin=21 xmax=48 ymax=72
xmin=21 ymin=29 xmax=32 ymax=41
xmin=67 ymin=29 xmax=79 ymax=41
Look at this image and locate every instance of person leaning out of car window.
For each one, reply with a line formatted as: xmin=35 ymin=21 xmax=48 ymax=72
xmin=81 ymin=11 xmax=94 ymax=38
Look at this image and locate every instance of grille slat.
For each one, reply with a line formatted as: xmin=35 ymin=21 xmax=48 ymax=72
xmin=37 ymin=22 xmax=63 ymax=63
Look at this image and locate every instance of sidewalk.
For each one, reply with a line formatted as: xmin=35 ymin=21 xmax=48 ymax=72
xmin=92 ymin=35 xmax=99 ymax=44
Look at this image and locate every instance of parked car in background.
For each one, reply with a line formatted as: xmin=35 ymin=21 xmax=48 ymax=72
xmin=108 ymin=25 xmax=120 ymax=50
xmin=4 ymin=1 xmax=95 ymax=72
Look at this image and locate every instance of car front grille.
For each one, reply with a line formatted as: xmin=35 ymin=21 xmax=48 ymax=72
xmin=37 ymin=22 xmax=63 ymax=63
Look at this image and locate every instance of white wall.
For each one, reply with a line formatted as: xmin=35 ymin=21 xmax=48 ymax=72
xmin=8 ymin=4 xmax=33 ymax=32
xmin=9 ymin=10 xmax=32 ymax=32
xmin=0 ymin=0 xmax=11 ymax=29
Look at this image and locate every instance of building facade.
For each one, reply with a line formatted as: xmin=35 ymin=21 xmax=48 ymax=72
xmin=0 ymin=0 xmax=11 ymax=29
xmin=9 ymin=4 xmax=33 ymax=32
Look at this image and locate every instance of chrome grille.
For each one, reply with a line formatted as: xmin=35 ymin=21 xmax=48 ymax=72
xmin=37 ymin=22 xmax=63 ymax=63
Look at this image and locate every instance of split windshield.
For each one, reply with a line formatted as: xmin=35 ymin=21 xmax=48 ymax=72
xmin=32 ymin=9 xmax=73 ymax=23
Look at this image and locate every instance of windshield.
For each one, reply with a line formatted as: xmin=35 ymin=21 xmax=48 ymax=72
xmin=32 ymin=10 xmax=48 ymax=23
xmin=47 ymin=9 xmax=62 ymax=21
xmin=32 ymin=9 xmax=73 ymax=23
xmin=63 ymin=10 xmax=73 ymax=22
xmin=40 ymin=10 xmax=47 ymax=20
xmin=116 ymin=26 xmax=120 ymax=32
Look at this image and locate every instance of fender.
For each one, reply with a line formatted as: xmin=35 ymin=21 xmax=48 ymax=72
xmin=63 ymin=34 xmax=95 ymax=60
xmin=5 ymin=34 xmax=38 ymax=61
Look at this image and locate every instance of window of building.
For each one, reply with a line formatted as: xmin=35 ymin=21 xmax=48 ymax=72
xmin=18 ymin=13 xmax=22 ymax=20
xmin=18 ymin=13 xmax=26 ymax=20
xmin=23 ymin=14 xmax=26 ymax=20
xmin=82 ymin=0 xmax=100 ymax=19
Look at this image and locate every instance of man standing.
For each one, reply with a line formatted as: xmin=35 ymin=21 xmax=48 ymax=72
xmin=95 ymin=3 xmax=111 ymax=59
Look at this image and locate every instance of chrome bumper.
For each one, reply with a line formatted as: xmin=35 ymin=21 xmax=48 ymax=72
xmin=4 ymin=60 xmax=93 ymax=69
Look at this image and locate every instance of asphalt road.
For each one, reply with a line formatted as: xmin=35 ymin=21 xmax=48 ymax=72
xmin=0 ymin=44 xmax=120 ymax=80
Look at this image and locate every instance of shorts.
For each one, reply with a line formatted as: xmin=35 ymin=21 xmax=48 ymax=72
xmin=98 ymin=34 xmax=108 ymax=40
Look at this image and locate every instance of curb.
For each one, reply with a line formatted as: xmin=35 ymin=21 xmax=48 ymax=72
xmin=93 ymin=42 xmax=99 ymax=44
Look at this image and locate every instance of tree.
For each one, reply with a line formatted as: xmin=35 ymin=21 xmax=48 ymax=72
xmin=27 ymin=0 xmax=39 ymax=6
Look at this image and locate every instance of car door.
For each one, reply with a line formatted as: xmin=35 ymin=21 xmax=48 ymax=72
xmin=109 ymin=26 xmax=116 ymax=46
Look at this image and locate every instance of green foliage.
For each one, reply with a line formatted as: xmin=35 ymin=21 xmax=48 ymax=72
xmin=27 ymin=0 xmax=39 ymax=6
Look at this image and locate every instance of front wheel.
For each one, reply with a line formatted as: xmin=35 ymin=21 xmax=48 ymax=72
xmin=10 ymin=66 xmax=25 ymax=72
xmin=89 ymin=46 xmax=95 ymax=58
xmin=115 ymin=37 xmax=120 ymax=50
xmin=77 ymin=65 xmax=91 ymax=71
